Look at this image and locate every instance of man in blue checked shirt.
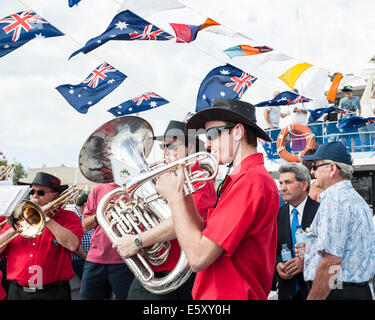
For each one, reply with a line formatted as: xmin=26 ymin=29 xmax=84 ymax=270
xmin=71 ymin=194 xmax=93 ymax=279
xmin=300 ymin=142 xmax=375 ymax=300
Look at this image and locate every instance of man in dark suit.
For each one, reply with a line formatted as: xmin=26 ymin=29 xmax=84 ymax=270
xmin=275 ymin=162 xmax=319 ymax=300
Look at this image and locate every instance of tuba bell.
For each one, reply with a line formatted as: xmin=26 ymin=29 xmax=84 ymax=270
xmin=0 ymin=185 xmax=82 ymax=248
xmin=79 ymin=116 xmax=218 ymax=294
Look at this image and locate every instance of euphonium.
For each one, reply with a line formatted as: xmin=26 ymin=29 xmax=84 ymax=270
xmin=78 ymin=116 xmax=218 ymax=294
xmin=0 ymin=185 xmax=82 ymax=248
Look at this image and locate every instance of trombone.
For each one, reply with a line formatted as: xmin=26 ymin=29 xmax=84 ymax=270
xmin=0 ymin=185 xmax=82 ymax=248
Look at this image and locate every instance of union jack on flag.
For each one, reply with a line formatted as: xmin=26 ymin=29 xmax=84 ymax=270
xmin=69 ymin=10 xmax=173 ymax=59
xmin=255 ymin=91 xmax=312 ymax=107
xmin=56 ymin=62 xmax=127 ymax=114
xmin=130 ymin=24 xmax=174 ymax=40
xmin=195 ymin=63 xmax=257 ymax=112
xmin=132 ymin=92 xmax=163 ymax=106
xmin=0 ymin=10 xmax=64 ymax=58
xmin=83 ymin=63 xmax=119 ymax=89
xmin=108 ymin=91 xmax=169 ymax=117
xmin=225 ymin=72 xmax=257 ymax=98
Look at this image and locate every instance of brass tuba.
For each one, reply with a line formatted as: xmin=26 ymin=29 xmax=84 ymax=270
xmin=0 ymin=185 xmax=82 ymax=248
xmin=79 ymin=116 xmax=218 ymax=294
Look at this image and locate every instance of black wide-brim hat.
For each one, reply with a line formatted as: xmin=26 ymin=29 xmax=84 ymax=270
xmin=186 ymin=98 xmax=271 ymax=142
xmin=19 ymin=172 xmax=69 ymax=194
xmin=153 ymin=120 xmax=205 ymax=150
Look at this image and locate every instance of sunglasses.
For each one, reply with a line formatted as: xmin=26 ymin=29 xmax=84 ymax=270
xmin=311 ymin=162 xmax=341 ymax=171
xmin=30 ymin=189 xmax=56 ymax=196
xmin=159 ymin=142 xmax=184 ymax=150
xmin=205 ymin=124 xmax=236 ymax=141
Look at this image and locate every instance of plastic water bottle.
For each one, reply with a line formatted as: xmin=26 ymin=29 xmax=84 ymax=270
xmin=295 ymin=225 xmax=307 ymax=258
xmin=281 ymin=243 xmax=292 ymax=262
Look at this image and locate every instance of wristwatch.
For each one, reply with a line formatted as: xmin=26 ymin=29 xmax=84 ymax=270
xmin=134 ymin=235 xmax=142 ymax=249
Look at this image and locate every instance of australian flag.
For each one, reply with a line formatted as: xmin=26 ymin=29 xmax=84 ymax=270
xmin=108 ymin=92 xmax=169 ymax=116
xmin=255 ymin=91 xmax=312 ymax=107
xmin=56 ymin=62 xmax=127 ymax=114
xmin=0 ymin=10 xmax=64 ymax=58
xmin=69 ymin=0 xmax=82 ymax=7
xmin=307 ymin=106 xmax=348 ymax=122
xmin=196 ymin=63 xmax=257 ymax=112
xmin=69 ymin=10 xmax=173 ymax=59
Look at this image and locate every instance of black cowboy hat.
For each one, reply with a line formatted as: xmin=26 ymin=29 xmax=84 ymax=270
xmin=19 ymin=172 xmax=69 ymax=194
xmin=186 ymin=98 xmax=271 ymax=142
xmin=153 ymin=120 xmax=206 ymax=151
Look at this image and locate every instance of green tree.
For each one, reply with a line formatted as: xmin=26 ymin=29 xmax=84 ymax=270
xmin=0 ymin=160 xmax=27 ymax=184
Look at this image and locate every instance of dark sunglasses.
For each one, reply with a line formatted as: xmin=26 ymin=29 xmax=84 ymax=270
xmin=311 ymin=162 xmax=341 ymax=171
xmin=30 ymin=189 xmax=55 ymax=196
xmin=159 ymin=142 xmax=183 ymax=150
xmin=205 ymin=124 xmax=236 ymax=141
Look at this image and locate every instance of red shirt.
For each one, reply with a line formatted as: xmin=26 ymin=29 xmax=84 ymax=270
xmin=0 ymin=209 xmax=83 ymax=287
xmin=0 ymin=270 xmax=5 ymax=300
xmin=152 ymin=164 xmax=217 ymax=273
xmin=83 ymin=183 xmax=125 ymax=264
xmin=192 ymin=153 xmax=279 ymax=300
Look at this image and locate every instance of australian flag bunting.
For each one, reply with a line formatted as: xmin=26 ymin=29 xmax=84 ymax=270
xmin=108 ymin=92 xmax=169 ymax=116
xmin=69 ymin=0 xmax=82 ymax=7
xmin=56 ymin=62 xmax=127 ymax=114
xmin=196 ymin=63 xmax=257 ymax=112
xmin=0 ymin=10 xmax=64 ymax=58
xmin=69 ymin=10 xmax=174 ymax=59
xmin=255 ymin=91 xmax=312 ymax=107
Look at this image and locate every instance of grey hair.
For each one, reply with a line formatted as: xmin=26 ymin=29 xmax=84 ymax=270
xmin=330 ymin=161 xmax=353 ymax=179
xmin=278 ymin=162 xmax=311 ymax=192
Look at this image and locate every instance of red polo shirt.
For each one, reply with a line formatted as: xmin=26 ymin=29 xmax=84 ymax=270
xmin=192 ymin=153 xmax=279 ymax=300
xmin=151 ymin=164 xmax=217 ymax=273
xmin=0 ymin=209 xmax=83 ymax=287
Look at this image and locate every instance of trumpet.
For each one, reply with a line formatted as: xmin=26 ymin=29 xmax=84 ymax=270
xmin=0 ymin=185 xmax=82 ymax=248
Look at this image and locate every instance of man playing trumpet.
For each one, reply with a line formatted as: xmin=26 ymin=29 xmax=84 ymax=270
xmin=0 ymin=172 xmax=83 ymax=300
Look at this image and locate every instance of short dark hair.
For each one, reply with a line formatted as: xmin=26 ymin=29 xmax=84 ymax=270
xmin=223 ymin=121 xmax=257 ymax=147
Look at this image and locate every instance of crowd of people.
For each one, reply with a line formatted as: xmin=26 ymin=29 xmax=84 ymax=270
xmin=0 ymin=94 xmax=374 ymax=301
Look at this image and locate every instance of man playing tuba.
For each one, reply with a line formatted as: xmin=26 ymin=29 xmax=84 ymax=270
xmin=0 ymin=172 xmax=83 ymax=300
xmin=113 ymin=120 xmax=217 ymax=300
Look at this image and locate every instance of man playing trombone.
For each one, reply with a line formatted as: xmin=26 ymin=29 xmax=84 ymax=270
xmin=0 ymin=172 xmax=83 ymax=300
xmin=113 ymin=120 xmax=217 ymax=300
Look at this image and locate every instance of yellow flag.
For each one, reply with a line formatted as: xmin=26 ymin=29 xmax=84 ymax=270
xmin=279 ymin=63 xmax=312 ymax=89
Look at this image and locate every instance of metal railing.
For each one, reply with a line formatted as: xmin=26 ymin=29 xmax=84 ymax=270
xmin=263 ymin=121 xmax=375 ymax=160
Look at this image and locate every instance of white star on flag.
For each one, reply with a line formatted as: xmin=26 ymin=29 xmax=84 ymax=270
xmin=150 ymin=101 xmax=158 ymax=107
xmin=220 ymin=69 xmax=230 ymax=75
xmin=115 ymin=21 xmax=129 ymax=30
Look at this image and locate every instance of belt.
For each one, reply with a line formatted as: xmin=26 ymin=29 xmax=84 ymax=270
xmin=11 ymin=280 xmax=68 ymax=293
xmin=307 ymin=280 xmax=369 ymax=290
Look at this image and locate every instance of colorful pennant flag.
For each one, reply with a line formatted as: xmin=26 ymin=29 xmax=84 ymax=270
xmin=196 ymin=63 xmax=257 ymax=112
xmin=326 ymin=72 xmax=343 ymax=102
xmin=0 ymin=10 xmax=64 ymax=58
xmin=223 ymin=45 xmax=273 ymax=58
xmin=108 ymin=92 xmax=169 ymax=116
xmin=278 ymin=63 xmax=312 ymax=89
xmin=255 ymin=91 xmax=312 ymax=107
xmin=56 ymin=62 xmax=126 ymax=114
xmin=69 ymin=10 xmax=173 ymax=59
xmin=170 ymin=18 xmax=220 ymax=43
xmin=68 ymin=0 xmax=82 ymax=7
